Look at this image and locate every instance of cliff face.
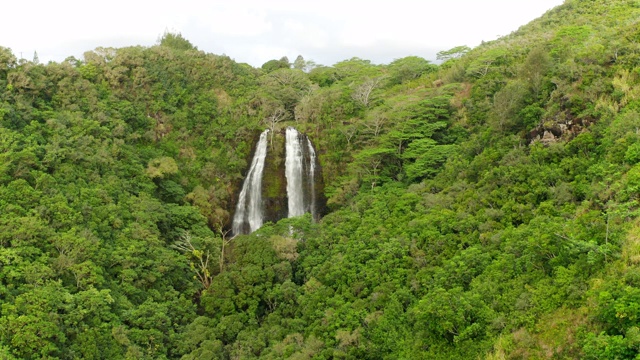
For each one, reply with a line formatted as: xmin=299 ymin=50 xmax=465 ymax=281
xmin=262 ymin=130 xmax=288 ymax=224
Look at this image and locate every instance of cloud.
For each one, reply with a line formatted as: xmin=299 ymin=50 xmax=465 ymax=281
xmin=192 ymin=3 xmax=273 ymax=37
xmin=283 ymin=20 xmax=330 ymax=49
xmin=1 ymin=0 xmax=565 ymax=66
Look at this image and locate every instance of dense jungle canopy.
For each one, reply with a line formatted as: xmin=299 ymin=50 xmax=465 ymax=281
xmin=2 ymin=0 xmax=640 ymax=358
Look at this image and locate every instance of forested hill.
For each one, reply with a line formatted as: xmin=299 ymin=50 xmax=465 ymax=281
xmin=2 ymin=0 xmax=640 ymax=358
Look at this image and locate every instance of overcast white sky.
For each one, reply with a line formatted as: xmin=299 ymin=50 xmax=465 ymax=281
xmin=1 ymin=0 xmax=564 ymax=67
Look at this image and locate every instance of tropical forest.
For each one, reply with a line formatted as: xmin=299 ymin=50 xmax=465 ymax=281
xmin=2 ymin=0 xmax=640 ymax=358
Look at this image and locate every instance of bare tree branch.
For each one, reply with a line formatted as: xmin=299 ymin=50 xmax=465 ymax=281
xmin=263 ymin=108 xmax=287 ymax=147
xmin=172 ymin=231 xmax=214 ymax=289
xmin=352 ymin=77 xmax=383 ymax=107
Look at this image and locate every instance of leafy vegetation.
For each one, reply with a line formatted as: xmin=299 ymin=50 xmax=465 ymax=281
xmin=2 ymin=0 xmax=640 ymax=357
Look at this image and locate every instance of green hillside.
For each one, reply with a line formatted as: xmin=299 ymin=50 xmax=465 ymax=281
xmin=2 ymin=0 xmax=640 ymax=358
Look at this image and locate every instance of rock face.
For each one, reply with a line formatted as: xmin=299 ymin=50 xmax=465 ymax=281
xmin=261 ymin=129 xmax=288 ymax=226
xmin=231 ymin=127 xmax=325 ymax=236
xmin=527 ymin=117 xmax=596 ymax=145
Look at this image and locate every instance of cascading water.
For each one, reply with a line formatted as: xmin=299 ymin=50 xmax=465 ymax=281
xmin=306 ymin=137 xmax=318 ymax=220
xmin=285 ymin=127 xmax=305 ymax=217
xmin=232 ymin=127 xmax=324 ymax=235
xmin=232 ymin=129 xmax=269 ymax=235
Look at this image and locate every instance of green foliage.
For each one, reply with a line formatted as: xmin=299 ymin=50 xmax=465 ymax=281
xmin=261 ymin=57 xmax=290 ymax=73
xmin=3 ymin=1 xmax=640 ymax=357
xmin=466 ymin=48 xmax=511 ymax=78
xmin=146 ymin=156 xmax=178 ymax=179
xmin=158 ymin=31 xmax=196 ymax=51
xmin=550 ymin=25 xmax=592 ymax=59
xmin=308 ymin=66 xmax=338 ymax=87
xmin=625 ymin=142 xmax=640 ymax=164
xmin=386 ymin=56 xmax=437 ymax=85
xmin=437 ymin=45 xmax=471 ymax=62
xmin=0 ymin=47 xmax=17 ymax=76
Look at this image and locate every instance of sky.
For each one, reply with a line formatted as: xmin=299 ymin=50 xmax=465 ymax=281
xmin=1 ymin=0 xmax=565 ymax=68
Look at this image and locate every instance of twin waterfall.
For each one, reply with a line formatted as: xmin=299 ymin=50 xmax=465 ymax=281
xmin=231 ymin=130 xmax=269 ymax=234
xmin=232 ymin=127 xmax=322 ymax=235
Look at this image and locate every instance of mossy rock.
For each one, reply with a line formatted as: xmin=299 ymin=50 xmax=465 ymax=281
xmin=262 ymin=129 xmax=288 ymax=223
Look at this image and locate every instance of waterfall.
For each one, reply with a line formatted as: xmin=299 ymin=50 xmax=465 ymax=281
xmin=232 ymin=127 xmax=324 ymax=235
xmin=285 ymin=127 xmax=305 ymax=217
xmin=232 ymin=129 xmax=269 ymax=235
xmin=306 ymin=137 xmax=317 ymax=220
